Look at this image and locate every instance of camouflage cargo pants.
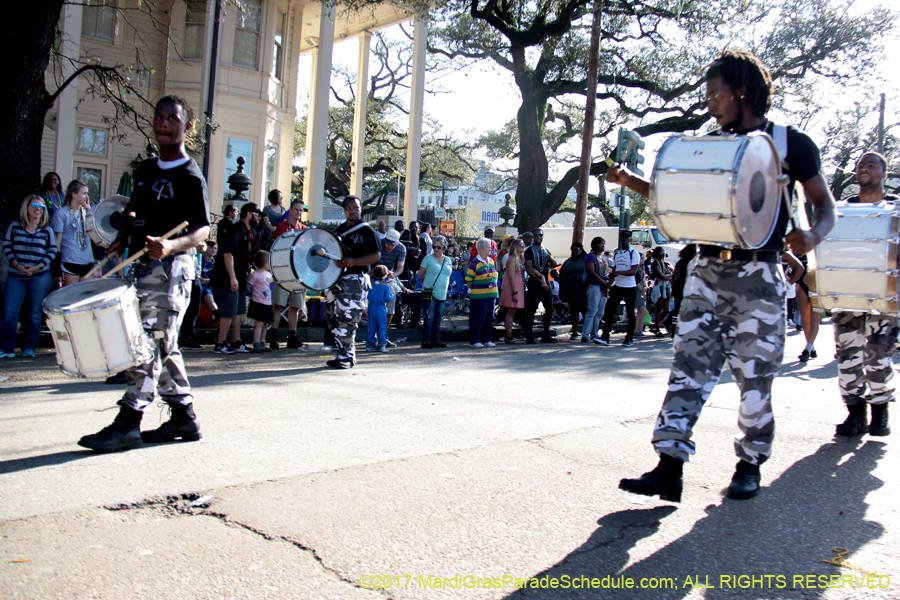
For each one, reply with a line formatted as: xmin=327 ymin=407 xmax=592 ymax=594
xmin=833 ymin=311 xmax=899 ymax=406
xmin=122 ymin=255 xmax=195 ymax=411
xmin=652 ymin=256 xmax=786 ymax=465
xmin=326 ymin=274 xmax=369 ymax=364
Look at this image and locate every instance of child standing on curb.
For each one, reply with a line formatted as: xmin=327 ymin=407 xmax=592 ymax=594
xmin=366 ymin=265 xmax=394 ymax=353
xmin=246 ymin=250 xmax=273 ymax=353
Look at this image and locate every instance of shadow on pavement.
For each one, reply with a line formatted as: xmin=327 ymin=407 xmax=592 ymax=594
xmin=504 ymin=439 xmax=887 ymax=599
xmin=0 ymin=449 xmax=95 ymax=475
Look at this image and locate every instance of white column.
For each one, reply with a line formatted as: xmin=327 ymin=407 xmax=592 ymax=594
xmin=303 ymin=4 xmax=336 ymax=223
xmin=53 ymin=2 xmax=83 ymax=184
xmin=349 ymin=31 xmax=372 ymax=197
xmin=403 ymin=18 xmax=427 ymax=224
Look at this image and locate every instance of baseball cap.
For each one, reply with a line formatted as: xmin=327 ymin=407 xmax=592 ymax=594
xmin=619 ymin=229 xmax=632 ymax=236
xmin=521 ymin=231 xmax=534 ymax=237
xmin=240 ymin=202 xmax=264 ymax=218
xmin=385 ymin=229 xmax=401 ymax=244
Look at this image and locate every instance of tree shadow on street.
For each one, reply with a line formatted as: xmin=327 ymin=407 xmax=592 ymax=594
xmin=504 ymin=439 xmax=887 ymax=599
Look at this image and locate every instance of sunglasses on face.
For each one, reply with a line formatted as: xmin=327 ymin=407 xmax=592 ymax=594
xmin=30 ymin=203 xmax=46 ymax=210
xmin=433 ymin=245 xmax=443 ymax=250
xmin=518 ymin=243 xmax=526 ymax=248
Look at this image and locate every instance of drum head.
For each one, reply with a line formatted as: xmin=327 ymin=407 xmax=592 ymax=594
xmin=733 ymin=133 xmax=780 ymax=248
xmin=43 ymin=279 xmax=130 ymax=312
xmin=291 ymin=229 xmax=345 ymax=291
xmin=87 ymin=195 xmax=130 ymax=247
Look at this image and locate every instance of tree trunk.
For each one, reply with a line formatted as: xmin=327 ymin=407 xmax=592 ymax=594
xmin=510 ymin=45 xmax=554 ymax=233
xmin=0 ymin=2 xmax=64 ymax=230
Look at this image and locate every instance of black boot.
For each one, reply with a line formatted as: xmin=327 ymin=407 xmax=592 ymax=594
xmin=141 ymin=401 xmax=202 ymax=443
xmin=869 ymin=403 xmax=891 ymax=436
xmin=287 ymin=330 xmax=303 ymax=349
xmin=618 ymin=454 xmax=684 ymax=502
xmin=726 ymin=460 xmax=761 ymax=500
xmin=78 ymin=402 xmax=144 ymax=452
xmin=836 ymin=403 xmax=869 ymax=436
xmin=269 ymin=327 xmax=280 ymax=350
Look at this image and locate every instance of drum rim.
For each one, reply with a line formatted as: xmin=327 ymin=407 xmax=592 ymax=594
xmin=85 ymin=195 xmax=130 ymax=246
xmin=42 ymin=278 xmax=132 ymax=313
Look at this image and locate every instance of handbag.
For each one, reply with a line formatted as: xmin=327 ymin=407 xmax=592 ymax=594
xmin=422 ymin=288 xmax=433 ymax=302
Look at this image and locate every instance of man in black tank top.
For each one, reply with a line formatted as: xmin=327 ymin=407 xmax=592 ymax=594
xmin=610 ymin=51 xmax=836 ymax=502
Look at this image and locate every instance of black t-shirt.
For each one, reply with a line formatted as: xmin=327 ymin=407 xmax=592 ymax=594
xmin=210 ymin=220 xmax=256 ymax=287
xmin=129 ymin=158 xmax=210 ymax=258
xmin=713 ymin=122 xmax=822 ymax=251
xmin=334 ymin=221 xmax=379 ymax=275
xmin=524 ymin=245 xmax=551 ymax=283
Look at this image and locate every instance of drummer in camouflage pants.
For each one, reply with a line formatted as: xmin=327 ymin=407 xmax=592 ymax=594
xmin=78 ymin=96 xmax=210 ymax=452
xmin=833 ymin=151 xmax=898 ymax=438
xmin=326 ymin=196 xmax=381 ymax=369
xmin=608 ymin=50 xmax=836 ymax=502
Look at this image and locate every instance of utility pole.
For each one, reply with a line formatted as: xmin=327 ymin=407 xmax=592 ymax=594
xmin=573 ymin=2 xmax=601 ymax=247
xmin=879 ymin=93 xmax=886 ymax=154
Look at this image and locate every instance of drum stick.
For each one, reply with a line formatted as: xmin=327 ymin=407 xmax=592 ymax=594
xmin=779 ymin=174 xmax=800 ymax=231
xmin=102 ymin=221 xmax=190 ymax=279
xmin=83 ymin=256 xmax=110 ymax=279
xmin=315 ymin=248 xmax=342 ymax=261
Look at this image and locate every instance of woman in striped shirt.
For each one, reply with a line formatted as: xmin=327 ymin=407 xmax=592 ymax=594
xmin=1 ymin=196 xmax=57 ymax=358
xmin=464 ymin=237 xmax=499 ymax=348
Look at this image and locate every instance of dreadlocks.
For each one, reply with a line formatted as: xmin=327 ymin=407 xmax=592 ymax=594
xmin=706 ymin=50 xmax=773 ymax=119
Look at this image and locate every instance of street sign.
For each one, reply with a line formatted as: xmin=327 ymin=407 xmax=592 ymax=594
xmin=435 ymin=209 xmax=445 ymax=216
xmin=440 ymin=220 xmax=456 ymax=236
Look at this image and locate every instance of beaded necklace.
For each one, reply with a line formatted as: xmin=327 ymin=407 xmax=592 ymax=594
xmin=69 ymin=205 xmax=87 ymax=250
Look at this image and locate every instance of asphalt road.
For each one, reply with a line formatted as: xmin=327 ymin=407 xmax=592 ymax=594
xmin=0 ymin=322 xmax=896 ymax=599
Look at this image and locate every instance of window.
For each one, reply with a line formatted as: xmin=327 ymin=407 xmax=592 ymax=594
xmin=272 ymin=9 xmax=285 ymax=79
xmin=75 ymin=127 xmax=107 ymax=155
xmin=233 ymin=0 xmax=262 ymax=68
xmin=225 ymin=137 xmax=254 ymax=189
xmin=184 ymin=0 xmax=206 ymax=59
xmin=82 ymin=0 xmax=116 ymax=42
xmin=265 ymin=145 xmax=277 ymax=195
xmin=76 ymin=167 xmax=103 ymax=202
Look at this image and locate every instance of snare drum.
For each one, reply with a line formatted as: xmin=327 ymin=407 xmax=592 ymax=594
xmin=43 ymin=279 xmax=154 ymax=377
xmin=650 ymin=132 xmax=781 ymax=249
xmin=85 ymin=195 xmax=130 ymax=247
xmin=808 ymin=202 xmax=900 ymax=314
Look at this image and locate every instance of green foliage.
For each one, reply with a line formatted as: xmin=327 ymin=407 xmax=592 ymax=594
xmin=428 ymin=0 xmax=898 ymax=231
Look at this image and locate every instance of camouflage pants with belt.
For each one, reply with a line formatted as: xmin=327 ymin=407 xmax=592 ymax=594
xmin=833 ymin=311 xmax=899 ymax=406
xmin=122 ymin=255 xmax=195 ymax=411
xmin=325 ymin=274 xmax=369 ymax=364
xmin=652 ymin=256 xmax=786 ymax=465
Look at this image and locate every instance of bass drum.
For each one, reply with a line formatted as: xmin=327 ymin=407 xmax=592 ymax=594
xmin=270 ymin=229 xmax=307 ymax=293
xmin=86 ymin=195 xmax=130 ymax=247
xmin=808 ymin=202 xmax=900 ymax=314
xmin=650 ymin=131 xmax=780 ymax=249
xmin=43 ymin=279 xmax=154 ymax=377
xmin=293 ymin=228 xmax=345 ymax=291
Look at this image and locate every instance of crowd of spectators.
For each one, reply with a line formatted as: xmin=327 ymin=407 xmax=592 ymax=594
xmin=2 ymin=178 xmax=700 ymax=360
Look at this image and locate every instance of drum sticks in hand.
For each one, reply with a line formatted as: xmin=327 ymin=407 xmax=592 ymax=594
xmin=102 ymin=221 xmax=190 ymax=279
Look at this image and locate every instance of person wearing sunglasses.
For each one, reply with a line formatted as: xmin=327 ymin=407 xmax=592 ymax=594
xmin=417 ymin=235 xmax=453 ymax=348
xmin=1 ymin=196 xmax=57 ymax=358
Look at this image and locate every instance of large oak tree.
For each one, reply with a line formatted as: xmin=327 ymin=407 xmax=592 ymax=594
xmin=428 ymin=0 xmax=897 ymax=231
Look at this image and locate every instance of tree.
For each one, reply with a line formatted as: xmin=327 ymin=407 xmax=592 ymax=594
xmin=822 ymin=96 xmax=899 ymax=199
xmin=428 ymin=0 xmax=897 ymax=232
xmin=293 ymin=31 xmax=481 ymax=216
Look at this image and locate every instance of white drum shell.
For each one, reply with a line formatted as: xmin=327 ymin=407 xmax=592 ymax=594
xmin=270 ymin=230 xmax=307 ymax=293
xmin=650 ymin=133 xmax=780 ymax=249
xmin=43 ymin=280 xmax=153 ymax=377
xmin=809 ymin=203 xmax=900 ymax=314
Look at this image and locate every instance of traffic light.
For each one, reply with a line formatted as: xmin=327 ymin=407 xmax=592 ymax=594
xmin=615 ymin=128 xmax=631 ymax=163
xmin=626 ymin=136 xmax=645 ymax=177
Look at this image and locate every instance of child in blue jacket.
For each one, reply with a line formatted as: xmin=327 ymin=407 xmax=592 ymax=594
xmin=366 ymin=265 xmax=394 ymax=352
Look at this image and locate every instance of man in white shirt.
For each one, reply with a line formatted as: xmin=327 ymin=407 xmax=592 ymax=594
xmin=597 ymin=230 xmax=640 ymax=347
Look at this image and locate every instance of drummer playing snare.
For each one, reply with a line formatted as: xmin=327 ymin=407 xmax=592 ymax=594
xmin=611 ymin=50 xmax=836 ymax=502
xmin=78 ymin=96 xmax=211 ymax=452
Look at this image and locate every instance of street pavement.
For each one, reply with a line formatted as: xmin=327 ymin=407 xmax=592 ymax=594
xmin=0 ymin=322 xmax=896 ymax=599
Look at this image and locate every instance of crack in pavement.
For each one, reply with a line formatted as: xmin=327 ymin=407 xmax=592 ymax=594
xmin=104 ymin=493 xmax=394 ymax=599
